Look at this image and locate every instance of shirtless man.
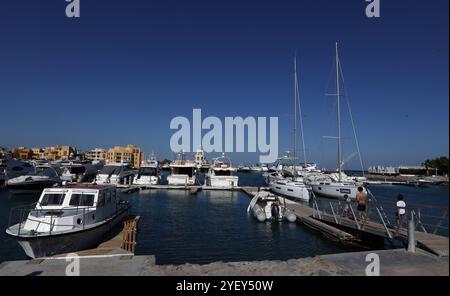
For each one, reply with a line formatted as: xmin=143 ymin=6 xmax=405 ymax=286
xmin=356 ymin=186 xmax=367 ymax=220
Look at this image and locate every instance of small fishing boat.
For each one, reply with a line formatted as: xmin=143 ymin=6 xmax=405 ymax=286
xmin=247 ymin=191 xmax=297 ymax=223
xmin=5 ymin=184 xmax=130 ymax=258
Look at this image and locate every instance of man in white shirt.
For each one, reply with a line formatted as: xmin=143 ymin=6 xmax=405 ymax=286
xmin=396 ymin=194 xmax=406 ymax=225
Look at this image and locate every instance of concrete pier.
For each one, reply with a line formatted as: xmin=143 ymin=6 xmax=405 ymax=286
xmin=0 ymin=249 xmax=447 ymax=276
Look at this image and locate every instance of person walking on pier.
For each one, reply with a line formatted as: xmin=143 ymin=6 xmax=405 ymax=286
xmin=342 ymin=194 xmax=352 ymax=218
xmin=356 ymin=187 xmax=367 ymax=220
xmin=396 ymin=194 xmax=406 ymax=226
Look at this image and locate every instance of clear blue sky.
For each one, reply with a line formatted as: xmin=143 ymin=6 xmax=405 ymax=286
xmin=0 ymin=0 xmax=448 ymax=169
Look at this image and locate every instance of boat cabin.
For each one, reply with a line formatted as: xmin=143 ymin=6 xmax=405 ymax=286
xmin=23 ymin=184 xmax=119 ymax=234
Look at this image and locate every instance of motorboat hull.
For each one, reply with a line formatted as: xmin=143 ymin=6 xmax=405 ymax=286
xmin=167 ymin=174 xmax=196 ymax=186
xmin=7 ymin=206 xmax=130 ymax=259
xmin=6 ymin=180 xmax=61 ymax=194
xmin=206 ymin=176 xmax=238 ymax=188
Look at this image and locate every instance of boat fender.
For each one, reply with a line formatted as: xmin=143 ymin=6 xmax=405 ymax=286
xmin=285 ymin=212 xmax=297 ymax=223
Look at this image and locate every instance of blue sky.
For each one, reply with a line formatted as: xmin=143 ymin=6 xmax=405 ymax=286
xmin=0 ymin=0 xmax=448 ymax=169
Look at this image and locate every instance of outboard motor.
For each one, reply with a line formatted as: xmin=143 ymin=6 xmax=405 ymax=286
xmin=271 ymin=203 xmax=280 ymax=221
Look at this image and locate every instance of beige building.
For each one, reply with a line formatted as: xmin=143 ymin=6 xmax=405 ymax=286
xmin=106 ymin=145 xmax=143 ymax=168
xmin=31 ymin=148 xmax=45 ymax=160
xmin=11 ymin=147 xmax=33 ymax=160
xmin=85 ymin=148 xmax=107 ymax=161
xmin=44 ymin=146 xmax=77 ymax=161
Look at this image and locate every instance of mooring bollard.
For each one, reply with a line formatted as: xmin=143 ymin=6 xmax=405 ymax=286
xmin=408 ymin=211 xmax=416 ymax=253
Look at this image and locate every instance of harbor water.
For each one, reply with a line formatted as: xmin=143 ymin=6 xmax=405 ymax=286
xmin=0 ymin=173 xmax=448 ymax=264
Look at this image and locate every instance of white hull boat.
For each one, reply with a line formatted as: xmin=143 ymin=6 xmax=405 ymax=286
xmin=310 ymin=181 xmax=366 ymax=199
xmin=167 ymin=158 xmax=197 ymax=186
xmin=5 ymin=184 xmax=130 ymax=258
xmin=268 ymin=174 xmax=311 ymax=202
xmin=6 ymin=165 xmax=62 ymax=194
xmin=133 ymin=160 xmax=161 ymax=186
xmin=247 ymin=191 xmax=297 ymax=223
xmin=95 ymin=163 xmax=135 ymax=185
xmin=206 ymin=155 xmax=238 ymax=188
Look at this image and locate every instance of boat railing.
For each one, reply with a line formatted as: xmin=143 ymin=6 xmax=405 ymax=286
xmin=311 ymin=193 xmax=448 ymax=239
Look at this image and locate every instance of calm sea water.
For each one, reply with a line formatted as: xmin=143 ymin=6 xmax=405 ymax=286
xmin=0 ymin=172 xmax=448 ymax=264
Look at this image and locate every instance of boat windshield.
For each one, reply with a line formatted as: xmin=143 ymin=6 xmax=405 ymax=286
xmin=99 ymin=166 xmax=124 ymax=175
xmin=214 ymin=170 xmax=231 ymax=176
xmin=173 ymin=167 xmax=194 ymax=177
xmin=66 ymin=166 xmax=86 ymax=174
xmin=34 ymin=167 xmax=59 ymax=178
xmin=40 ymin=193 xmax=65 ymax=206
xmin=138 ymin=167 xmax=157 ymax=176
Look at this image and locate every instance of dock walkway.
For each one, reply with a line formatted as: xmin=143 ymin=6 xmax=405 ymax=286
xmin=241 ymin=187 xmax=449 ymax=255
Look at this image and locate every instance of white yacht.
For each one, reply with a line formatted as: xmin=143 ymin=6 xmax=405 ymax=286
xmin=6 ymin=165 xmax=63 ymax=194
xmin=6 ymin=184 xmax=130 ymax=258
xmin=268 ymin=172 xmax=311 ymax=202
xmin=95 ymin=163 xmax=135 ymax=185
xmin=308 ymin=43 xmax=366 ymax=199
xmin=0 ymin=157 xmax=35 ymax=187
xmin=61 ymin=160 xmax=104 ymax=183
xmin=167 ymin=152 xmax=197 ymax=186
xmin=133 ymin=156 xmax=161 ymax=186
xmin=247 ymin=191 xmax=297 ymax=223
xmin=205 ymin=154 xmax=238 ymax=188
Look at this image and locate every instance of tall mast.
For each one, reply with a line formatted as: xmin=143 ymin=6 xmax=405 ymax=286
xmin=296 ymin=56 xmax=307 ymax=167
xmin=335 ymin=42 xmax=342 ymax=181
xmin=293 ymin=54 xmax=298 ymax=164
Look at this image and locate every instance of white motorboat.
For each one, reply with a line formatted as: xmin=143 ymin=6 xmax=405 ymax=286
xmin=205 ymin=154 xmax=238 ymax=188
xmin=133 ymin=156 xmax=161 ymax=186
xmin=61 ymin=160 xmax=104 ymax=183
xmin=167 ymin=152 xmax=197 ymax=186
xmin=0 ymin=157 xmax=35 ymax=187
xmin=6 ymin=165 xmax=63 ymax=194
xmin=95 ymin=163 xmax=135 ymax=185
xmin=5 ymin=184 xmax=130 ymax=258
xmin=247 ymin=191 xmax=297 ymax=222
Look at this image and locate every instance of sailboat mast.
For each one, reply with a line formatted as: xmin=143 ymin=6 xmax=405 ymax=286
xmin=335 ymin=42 xmax=342 ymax=181
xmin=293 ymin=55 xmax=298 ymax=164
xmin=295 ymin=56 xmax=307 ymax=167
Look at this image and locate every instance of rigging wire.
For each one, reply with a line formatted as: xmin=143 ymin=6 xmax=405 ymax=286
xmin=338 ymin=58 xmax=366 ymax=176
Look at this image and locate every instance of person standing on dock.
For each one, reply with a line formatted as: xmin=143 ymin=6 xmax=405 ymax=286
xmin=356 ymin=187 xmax=367 ymax=220
xmin=396 ymin=194 xmax=406 ymax=226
